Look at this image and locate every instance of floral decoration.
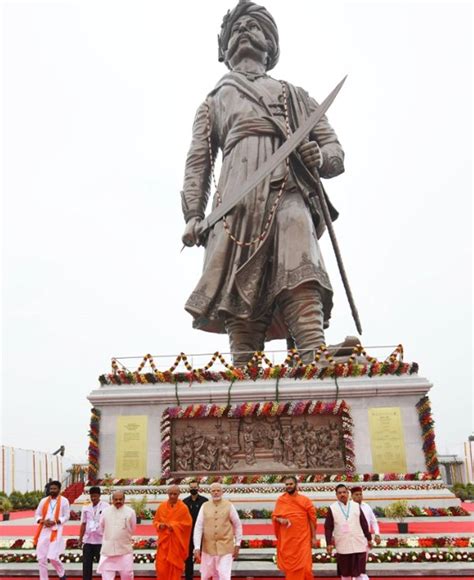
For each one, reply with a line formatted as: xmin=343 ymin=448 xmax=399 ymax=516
xmin=87 ymin=407 xmax=101 ymax=484
xmin=160 ymin=400 xmax=355 ymax=478
xmin=99 ymin=345 xmax=418 ymax=386
xmin=416 ymin=396 xmax=440 ymax=478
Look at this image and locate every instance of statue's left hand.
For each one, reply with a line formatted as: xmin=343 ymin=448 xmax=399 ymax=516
xmin=298 ymin=141 xmax=322 ymax=171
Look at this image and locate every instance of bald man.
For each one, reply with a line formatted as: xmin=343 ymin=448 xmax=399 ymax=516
xmin=193 ymin=483 xmax=242 ymax=580
xmin=153 ymin=486 xmax=192 ymax=580
xmin=97 ymin=491 xmax=136 ymax=580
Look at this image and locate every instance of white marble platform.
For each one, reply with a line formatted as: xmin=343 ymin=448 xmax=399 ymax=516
xmin=88 ymin=373 xmax=433 ymax=477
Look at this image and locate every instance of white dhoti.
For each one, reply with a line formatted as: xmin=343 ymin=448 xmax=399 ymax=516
xmin=200 ymin=552 xmax=233 ymax=580
xmin=97 ymin=553 xmax=134 ymax=580
xmin=36 ymin=528 xmax=66 ymax=580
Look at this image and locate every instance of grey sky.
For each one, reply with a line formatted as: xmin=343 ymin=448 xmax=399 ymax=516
xmin=2 ymin=0 xmax=472 ymax=462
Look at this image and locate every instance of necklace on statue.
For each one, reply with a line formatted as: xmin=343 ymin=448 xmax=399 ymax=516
xmin=234 ymin=69 xmax=267 ymax=81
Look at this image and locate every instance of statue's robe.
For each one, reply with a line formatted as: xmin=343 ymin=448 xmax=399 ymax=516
xmin=154 ymin=500 xmax=192 ymax=580
xmin=272 ymin=492 xmax=317 ymax=580
xmin=182 ymin=72 xmax=344 ymax=339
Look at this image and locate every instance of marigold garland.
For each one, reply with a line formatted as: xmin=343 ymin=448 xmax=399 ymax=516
xmin=416 ymin=396 xmax=440 ymax=478
xmin=87 ymin=407 xmax=101 ymax=484
xmin=99 ymin=345 xmax=417 ymax=386
xmin=160 ymin=400 xmax=355 ymax=479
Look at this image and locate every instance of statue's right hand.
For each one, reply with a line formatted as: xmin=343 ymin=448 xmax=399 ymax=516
xmin=182 ymin=217 xmax=202 ymax=248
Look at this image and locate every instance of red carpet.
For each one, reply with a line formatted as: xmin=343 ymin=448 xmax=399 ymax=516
xmin=3 ymin=511 xmax=35 ymax=521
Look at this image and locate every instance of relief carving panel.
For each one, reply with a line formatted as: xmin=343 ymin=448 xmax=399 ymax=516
xmin=170 ymin=415 xmax=346 ymax=476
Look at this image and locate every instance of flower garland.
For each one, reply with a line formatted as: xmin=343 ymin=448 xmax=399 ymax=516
xmin=1 ymin=550 xmax=473 ymax=564
xmin=90 ymin=471 xmax=442 ymax=487
xmin=87 ymin=407 xmax=101 ymax=484
xmin=416 ymin=396 xmax=440 ymax=478
xmin=61 ymin=503 xmax=469 ymax=522
xmin=160 ymin=400 xmax=355 ymax=478
xmin=2 ymin=535 xmax=473 ymax=552
xmin=234 ymin=505 xmax=469 ymax=519
xmin=99 ymin=346 xmax=418 ymax=386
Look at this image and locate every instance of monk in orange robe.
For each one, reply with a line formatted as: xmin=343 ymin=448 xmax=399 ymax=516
xmin=273 ymin=476 xmax=317 ymax=580
xmin=154 ymin=485 xmax=193 ymax=580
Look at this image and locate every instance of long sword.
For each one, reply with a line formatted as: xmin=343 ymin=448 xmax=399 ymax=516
xmin=185 ymin=75 xmax=347 ymax=243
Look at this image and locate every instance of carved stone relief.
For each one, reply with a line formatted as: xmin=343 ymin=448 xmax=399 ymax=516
xmin=170 ymin=415 xmax=346 ymax=475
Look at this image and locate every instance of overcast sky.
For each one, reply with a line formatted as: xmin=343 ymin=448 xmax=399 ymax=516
xmin=2 ymin=0 xmax=472 ymax=463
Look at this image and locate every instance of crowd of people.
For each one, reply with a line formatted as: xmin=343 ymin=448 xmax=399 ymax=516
xmin=35 ymin=477 xmax=380 ymax=580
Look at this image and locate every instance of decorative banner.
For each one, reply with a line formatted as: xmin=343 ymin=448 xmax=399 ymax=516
xmin=369 ymin=407 xmax=407 ymax=473
xmin=115 ymin=416 xmax=148 ymax=479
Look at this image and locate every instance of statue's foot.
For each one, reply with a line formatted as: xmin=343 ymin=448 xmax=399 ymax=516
xmin=328 ymin=335 xmax=361 ymax=358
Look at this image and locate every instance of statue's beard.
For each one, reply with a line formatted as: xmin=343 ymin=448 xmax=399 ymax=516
xmin=226 ymin=32 xmax=268 ymax=64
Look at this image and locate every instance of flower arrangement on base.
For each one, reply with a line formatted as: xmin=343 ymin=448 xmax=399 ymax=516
xmin=161 ymin=400 xmax=355 ymax=478
xmin=416 ymin=396 xmax=440 ymax=478
xmin=99 ymin=346 xmax=417 ymax=386
xmin=87 ymin=407 xmax=101 ymax=484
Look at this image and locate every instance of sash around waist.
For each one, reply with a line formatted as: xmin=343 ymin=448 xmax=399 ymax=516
xmin=223 ymin=116 xmax=282 ymax=157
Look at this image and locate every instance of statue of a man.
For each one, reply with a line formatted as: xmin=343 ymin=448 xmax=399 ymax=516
xmin=181 ymin=0 xmax=345 ymax=366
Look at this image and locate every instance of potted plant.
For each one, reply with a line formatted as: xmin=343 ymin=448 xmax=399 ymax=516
xmin=385 ymin=500 xmax=410 ymax=533
xmin=129 ymin=496 xmax=147 ymax=524
xmin=0 ymin=497 xmax=13 ymax=521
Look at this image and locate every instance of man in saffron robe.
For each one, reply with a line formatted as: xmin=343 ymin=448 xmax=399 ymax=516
xmin=154 ymin=485 xmax=192 ymax=580
xmin=34 ymin=480 xmax=70 ymax=580
xmin=272 ymin=476 xmax=317 ymax=580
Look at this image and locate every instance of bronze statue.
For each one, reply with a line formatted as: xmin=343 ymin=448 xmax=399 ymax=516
xmin=181 ymin=0 xmax=345 ymax=366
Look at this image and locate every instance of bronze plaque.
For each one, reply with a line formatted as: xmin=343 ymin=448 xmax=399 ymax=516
xmin=170 ymin=415 xmax=346 ymax=476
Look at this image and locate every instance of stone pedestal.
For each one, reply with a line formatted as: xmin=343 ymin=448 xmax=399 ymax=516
xmin=88 ymin=373 xmax=433 ymax=479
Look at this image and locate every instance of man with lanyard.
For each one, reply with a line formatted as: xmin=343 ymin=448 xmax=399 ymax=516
xmin=324 ymin=484 xmax=372 ymax=580
xmin=183 ymin=480 xmax=208 ymax=580
xmin=272 ymin=475 xmax=317 ymax=580
xmin=34 ymin=480 xmax=70 ymax=580
xmin=79 ymin=486 xmax=109 ymax=580
xmin=350 ymin=487 xmax=381 ymax=580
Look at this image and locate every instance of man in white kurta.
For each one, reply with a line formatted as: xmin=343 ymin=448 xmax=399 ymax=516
xmin=193 ymin=483 xmax=242 ymax=580
xmin=97 ymin=491 xmax=136 ymax=580
xmin=34 ymin=481 xmax=70 ymax=580
xmin=351 ymin=487 xmax=381 ymax=580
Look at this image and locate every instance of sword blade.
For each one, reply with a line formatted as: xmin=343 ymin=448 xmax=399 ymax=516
xmin=197 ymin=75 xmax=347 ymax=236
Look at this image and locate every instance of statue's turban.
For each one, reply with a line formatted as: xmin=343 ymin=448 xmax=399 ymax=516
xmin=218 ymin=0 xmax=280 ymax=71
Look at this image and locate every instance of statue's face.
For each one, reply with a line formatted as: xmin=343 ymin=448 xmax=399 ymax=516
xmin=227 ymin=15 xmax=268 ymax=68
